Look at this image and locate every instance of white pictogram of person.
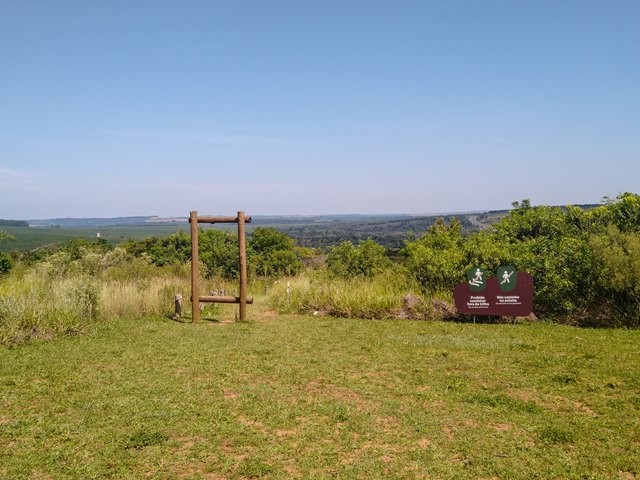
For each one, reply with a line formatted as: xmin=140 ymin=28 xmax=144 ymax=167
xmin=469 ymin=268 xmax=484 ymax=286
xmin=501 ymin=270 xmax=514 ymax=285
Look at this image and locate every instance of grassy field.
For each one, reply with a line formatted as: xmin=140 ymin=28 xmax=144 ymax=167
xmin=1 ymin=311 xmax=638 ymax=479
xmin=0 ymin=223 xmax=306 ymax=252
xmin=0 ymin=226 xmax=190 ymax=252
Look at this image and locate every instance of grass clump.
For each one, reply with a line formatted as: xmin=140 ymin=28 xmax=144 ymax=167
xmin=537 ymin=425 xmax=576 ymax=444
xmin=266 ymin=269 xmax=451 ymax=320
xmin=0 ymin=248 xmax=193 ymax=345
xmin=125 ymin=430 xmax=170 ymax=449
xmin=0 ymin=272 xmax=99 ymax=344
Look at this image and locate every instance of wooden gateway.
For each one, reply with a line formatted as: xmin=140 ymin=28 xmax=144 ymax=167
xmin=189 ymin=210 xmax=253 ymax=322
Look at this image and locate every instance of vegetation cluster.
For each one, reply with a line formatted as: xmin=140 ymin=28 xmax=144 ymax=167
xmin=1 ymin=193 xmax=639 ymax=344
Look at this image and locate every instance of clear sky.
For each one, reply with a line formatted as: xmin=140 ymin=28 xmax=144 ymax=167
xmin=1 ymin=1 xmax=639 ymax=218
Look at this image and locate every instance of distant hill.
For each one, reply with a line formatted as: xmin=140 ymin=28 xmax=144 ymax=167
xmin=25 ymin=203 xmax=602 ymax=229
xmin=278 ymin=214 xmax=483 ymax=249
xmin=28 ymin=216 xmax=156 ymax=227
xmin=26 ymin=214 xmax=419 ymax=228
xmin=9 ymin=203 xmax=603 ymax=251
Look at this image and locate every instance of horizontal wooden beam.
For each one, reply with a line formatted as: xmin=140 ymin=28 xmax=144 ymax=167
xmin=190 ymin=215 xmax=253 ymax=224
xmin=198 ymin=295 xmax=254 ymax=304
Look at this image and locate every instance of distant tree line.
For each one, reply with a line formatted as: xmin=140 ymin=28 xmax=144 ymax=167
xmin=0 ymin=219 xmax=28 ymax=227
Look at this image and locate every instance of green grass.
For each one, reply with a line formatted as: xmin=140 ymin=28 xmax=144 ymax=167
xmin=1 ymin=314 xmax=639 ymax=479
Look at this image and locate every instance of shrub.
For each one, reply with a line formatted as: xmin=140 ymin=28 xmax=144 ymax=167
xmin=199 ymin=229 xmax=239 ymax=278
xmin=326 ymin=239 xmax=390 ymax=278
xmin=145 ymin=231 xmax=191 ymax=267
xmin=404 ymin=218 xmax=465 ymax=293
xmin=590 ymin=226 xmax=640 ymax=325
xmin=267 ymin=269 xmax=421 ymax=319
xmin=249 ymin=227 xmax=303 ymax=277
xmin=0 ymin=253 xmax=13 ymax=275
xmin=0 ymin=232 xmax=14 ymax=275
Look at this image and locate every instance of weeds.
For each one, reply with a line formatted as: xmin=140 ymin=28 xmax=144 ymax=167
xmin=0 ymin=248 xmax=195 ymax=345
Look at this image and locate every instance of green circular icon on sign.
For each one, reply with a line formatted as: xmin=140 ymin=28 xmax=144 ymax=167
xmin=467 ymin=267 xmax=486 ymax=292
xmin=497 ymin=266 xmax=517 ymax=291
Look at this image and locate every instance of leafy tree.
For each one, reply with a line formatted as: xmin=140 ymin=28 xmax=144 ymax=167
xmin=0 ymin=253 xmax=12 ymax=275
xmin=564 ymin=193 xmax=640 ymax=235
xmin=0 ymin=232 xmax=14 ymax=275
xmin=463 ymin=230 xmax=514 ymax=274
xmin=327 ymin=239 xmax=390 ymax=278
xmin=199 ymin=229 xmax=239 ymax=278
xmin=591 ymin=225 xmax=640 ymax=325
xmin=0 ymin=232 xmax=14 ymax=242
xmin=64 ymin=238 xmax=111 ymax=261
xmin=495 ymin=200 xmax=569 ymax=241
xmin=249 ymin=228 xmax=303 ymax=277
xmin=403 ymin=218 xmax=464 ymax=292
xmin=142 ymin=231 xmax=191 ymax=267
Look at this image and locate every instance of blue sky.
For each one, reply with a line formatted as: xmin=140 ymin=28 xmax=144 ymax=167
xmin=1 ymin=1 xmax=639 ymax=218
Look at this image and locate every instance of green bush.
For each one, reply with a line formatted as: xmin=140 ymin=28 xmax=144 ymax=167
xmin=199 ymin=229 xmax=239 ymax=278
xmin=145 ymin=231 xmax=191 ymax=267
xmin=490 ymin=201 xmax=602 ymax=317
xmin=590 ymin=226 xmax=640 ymax=325
xmin=0 ymin=232 xmax=14 ymax=275
xmin=403 ymin=195 xmax=640 ymax=324
xmin=0 ymin=253 xmax=12 ymax=275
xmin=249 ymin=227 xmax=303 ymax=277
xmin=326 ymin=239 xmax=390 ymax=278
xmin=404 ymin=218 xmax=465 ymax=293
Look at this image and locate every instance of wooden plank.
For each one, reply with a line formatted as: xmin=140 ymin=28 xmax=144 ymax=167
xmin=197 ymin=215 xmax=253 ymax=224
xmin=189 ymin=210 xmax=200 ymax=323
xmin=238 ymin=211 xmax=248 ymax=320
xmin=198 ymin=295 xmax=254 ymax=304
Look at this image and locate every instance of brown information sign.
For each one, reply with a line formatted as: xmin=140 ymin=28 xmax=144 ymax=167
xmin=453 ymin=270 xmax=534 ymax=316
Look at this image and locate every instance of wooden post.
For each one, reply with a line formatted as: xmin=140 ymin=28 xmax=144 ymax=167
xmin=187 ymin=210 xmax=252 ymax=323
xmin=174 ymin=294 xmax=183 ymax=318
xmin=190 ymin=210 xmax=200 ymax=323
xmin=238 ymin=210 xmax=247 ymax=321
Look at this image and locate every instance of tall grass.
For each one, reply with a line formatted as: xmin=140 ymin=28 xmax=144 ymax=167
xmin=0 ymin=248 xmax=197 ymax=345
xmin=99 ymin=277 xmax=189 ymax=320
xmin=0 ymin=272 xmax=99 ymax=344
xmin=0 ymin=246 xmax=459 ymax=345
xmin=266 ymin=269 xmax=451 ymax=320
xmin=0 ymin=245 xmax=271 ymax=344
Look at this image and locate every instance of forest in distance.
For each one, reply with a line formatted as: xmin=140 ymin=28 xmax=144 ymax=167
xmin=0 ymin=203 xmax=599 ymax=252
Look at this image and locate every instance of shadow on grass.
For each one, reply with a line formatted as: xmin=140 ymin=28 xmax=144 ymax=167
xmin=166 ymin=314 xmax=228 ymax=324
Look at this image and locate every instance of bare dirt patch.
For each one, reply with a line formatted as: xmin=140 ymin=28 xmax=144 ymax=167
xmin=507 ymin=388 xmax=539 ymax=403
xmin=417 ymin=438 xmax=432 ymax=448
xmin=305 ymin=379 xmax=374 ymax=411
xmin=488 ymin=423 xmax=513 ymax=432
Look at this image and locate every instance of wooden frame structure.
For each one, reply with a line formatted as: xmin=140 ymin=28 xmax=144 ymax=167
xmin=189 ymin=210 xmax=253 ymax=322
